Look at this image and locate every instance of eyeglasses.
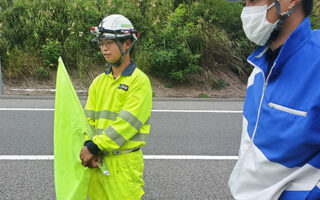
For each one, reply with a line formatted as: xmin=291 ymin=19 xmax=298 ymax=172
xmin=99 ymin=39 xmax=115 ymax=48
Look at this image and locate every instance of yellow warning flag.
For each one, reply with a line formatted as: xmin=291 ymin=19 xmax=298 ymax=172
xmin=54 ymin=57 xmax=92 ymax=200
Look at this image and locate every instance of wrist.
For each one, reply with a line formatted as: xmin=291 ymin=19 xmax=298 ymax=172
xmin=84 ymin=140 xmax=91 ymax=146
xmin=86 ymin=141 xmax=101 ymax=155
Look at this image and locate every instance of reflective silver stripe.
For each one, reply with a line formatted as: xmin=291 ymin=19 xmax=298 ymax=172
xmin=84 ymin=109 xmax=95 ymax=119
xmin=97 ymin=128 xmax=148 ymax=141
xmin=130 ymin=133 xmax=149 ymax=142
xmin=90 ymin=125 xmax=96 ymax=134
xmin=98 ymin=110 xmax=118 ymax=121
xmin=102 ymin=147 xmax=140 ymax=156
xmin=105 ymin=126 xmax=127 ymax=146
xmin=95 ymin=129 xmax=104 ymax=135
xmin=119 ymin=110 xmax=143 ymax=130
xmin=84 ymin=109 xmax=118 ymax=121
xmin=144 ymin=117 xmax=150 ymax=125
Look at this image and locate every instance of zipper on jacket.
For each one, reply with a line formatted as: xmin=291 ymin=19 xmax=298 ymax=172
xmin=268 ymin=102 xmax=307 ymax=117
xmin=249 ymin=61 xmax=276 ymax=141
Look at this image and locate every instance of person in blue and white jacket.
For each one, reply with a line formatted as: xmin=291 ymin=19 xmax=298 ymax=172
xmin=229 ymin=0 xmax=320 ymax=199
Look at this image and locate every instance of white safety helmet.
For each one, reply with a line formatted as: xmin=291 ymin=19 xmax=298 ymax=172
xmin=91 ymin=14 xmax=138 ymax=42
xmin=90 ymin=14 xmax=138 ymax=66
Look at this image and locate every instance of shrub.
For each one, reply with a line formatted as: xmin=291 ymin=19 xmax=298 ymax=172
xmin=198 ymin=93 xmax=209 ymax=98
xmin=4 ymin=47 xmax=42 ymax=80
xmin=36 ymin=66 xmax=50 ymax=80
xmin=164 ymin=82 xmax=172 ymax=88
xmin=211 ymin=78 xmax=230 ymax=90
xmin=41 ymin=40 xmax=62 ymax=69
xmin=145 ymin=4 xmax=201 ymax=82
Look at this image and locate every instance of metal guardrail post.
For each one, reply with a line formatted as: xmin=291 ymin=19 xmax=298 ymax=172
xmin=0 ymin=58 xmax=3 ymax=95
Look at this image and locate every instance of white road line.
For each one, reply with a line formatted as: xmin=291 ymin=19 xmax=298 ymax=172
xmin=8 ymin=88 xmax=87 ymax=93
xmin=143 ymin=155 xmax=238 ymax=160
xmin=0 ymin=155 xmax=54 ymax=160
xmin=0 ymin=108 xmax=242 ymax=113
xmin=0 ymin=155 xmax=238 ymax=160
xmin=0 ymin=108 xmax=55 ymax=111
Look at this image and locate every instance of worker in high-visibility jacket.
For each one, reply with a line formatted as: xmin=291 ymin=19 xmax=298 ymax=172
xmin=79 ymin=14 xmax=152 ymax=200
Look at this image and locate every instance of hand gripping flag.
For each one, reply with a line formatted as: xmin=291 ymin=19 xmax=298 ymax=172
xmin=54 ymin=57 xmax=109 ymax=200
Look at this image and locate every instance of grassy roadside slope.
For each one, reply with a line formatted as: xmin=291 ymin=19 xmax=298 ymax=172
xmin=0 ymin=0 xmax=319 ymax=97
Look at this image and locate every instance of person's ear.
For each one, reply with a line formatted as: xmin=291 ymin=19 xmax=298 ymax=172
xmin=125 ymin=39 xmax=131 ymax=51
xmin=288 ymin=0 xmax=301 ymax=9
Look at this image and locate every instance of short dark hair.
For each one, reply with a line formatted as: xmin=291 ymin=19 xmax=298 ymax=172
xmin=302 ymin=0 xmax=313 ymax=16
xmin=118 ymin=37 xmax=135 ymax=57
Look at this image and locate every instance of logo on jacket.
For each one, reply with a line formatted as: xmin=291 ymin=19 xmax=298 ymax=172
xmin=118 ymin=84 xmax=129 ymax=91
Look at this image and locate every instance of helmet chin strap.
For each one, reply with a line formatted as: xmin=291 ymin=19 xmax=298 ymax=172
xmin=266 ymin=0 xmax=301 ymax=46
xmin=109 ymin=38 xmax=136 ymax=67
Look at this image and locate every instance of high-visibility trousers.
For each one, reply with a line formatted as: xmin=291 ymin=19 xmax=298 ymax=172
xmin=88 ymin=149 xmax=144 ymax=200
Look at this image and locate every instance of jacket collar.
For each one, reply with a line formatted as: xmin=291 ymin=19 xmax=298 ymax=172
xmin=105 ymin=61 xmax=136 ymax=76
xmin=248 ymin=17 xmax=312 ymax=73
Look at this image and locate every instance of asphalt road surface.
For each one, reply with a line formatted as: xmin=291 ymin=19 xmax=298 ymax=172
xmin=0 ymin=97 xmax=244 ymax=200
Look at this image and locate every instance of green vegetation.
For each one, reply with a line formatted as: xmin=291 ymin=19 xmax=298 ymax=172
xmin=211 ymin=78 xmax=230 ymax=90
xmin=311 ymin=1 xmax=320 ymax=29
xmin=164 ymin=83 xmax=172 ymax=88
xmin=0 ymin=0 xmax=319 ymax=84
xmin=198 ymin=93 xmax=210 ymax=98
xmin=41 ymin=40 xmax=62 ymax=69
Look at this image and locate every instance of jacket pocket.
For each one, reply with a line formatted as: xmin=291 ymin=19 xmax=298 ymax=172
xmin=268 ymin=102 xmax=307 ymax=117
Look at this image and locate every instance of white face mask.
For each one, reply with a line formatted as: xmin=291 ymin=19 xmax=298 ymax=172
xmin=241 ymin=3 xmax=278 ymax=46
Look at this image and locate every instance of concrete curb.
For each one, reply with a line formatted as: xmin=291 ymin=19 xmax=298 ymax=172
xmin=0 ymin=95 xmax=244 ymax=102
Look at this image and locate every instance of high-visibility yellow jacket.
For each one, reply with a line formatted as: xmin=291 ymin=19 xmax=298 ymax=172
xmin=84 ymin=62 xmax=152 ymax=153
